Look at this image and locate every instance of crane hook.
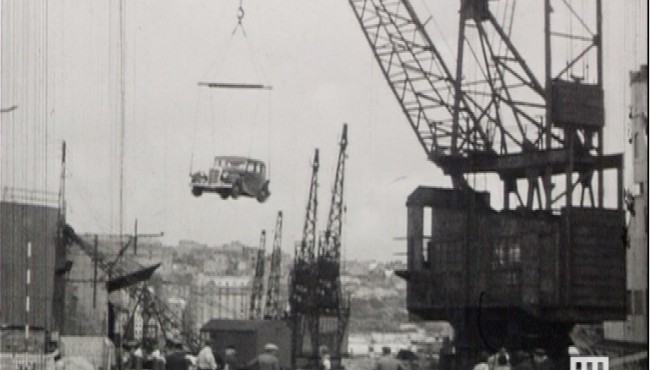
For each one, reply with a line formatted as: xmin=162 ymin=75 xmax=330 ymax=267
xmin=232 ymin=0 xmax=247 ymax=36
xmin=237 ymin=6 xmax=245 ymax=24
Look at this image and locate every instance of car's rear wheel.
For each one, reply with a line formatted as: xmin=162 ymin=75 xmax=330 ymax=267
xmin=191 ymin=187 xmax=203 ymax=197
xmin=231 ymin=182 xmax=242 ymax=199
xmin=219 ymin=192 xmax=229 ymax=200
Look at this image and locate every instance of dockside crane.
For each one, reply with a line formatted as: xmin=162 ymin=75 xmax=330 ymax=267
xmin=250 ymin=230 xmax=267 ymax=319
xmin=349 ymin=0 xmax=625 ymax=368
xmin=264 ymin=211 xmax=284 ymax=320
xmin=348 ymin=0 xmax=621 ymax=210
xmin=62 ymin=225 xmax=202 ymax=353
xmin=316 ymin=123 xmax=350 ymax=367
xmin=289 ymin=149 xmax=320 ymax=369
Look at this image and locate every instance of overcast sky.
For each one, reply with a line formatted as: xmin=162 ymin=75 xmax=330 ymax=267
xmin=1 ymin=0 xmax=647 ymax=261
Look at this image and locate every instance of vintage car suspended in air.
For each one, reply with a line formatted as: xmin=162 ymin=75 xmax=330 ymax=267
xmin=190 ymin=156 xmax=270 ymax=202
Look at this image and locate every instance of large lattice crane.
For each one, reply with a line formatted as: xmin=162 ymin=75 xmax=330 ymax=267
xmin=349 ymin=0 xmax=621 ymax=211
xmin=349 ymin=0 xmax=625 ymax=368
xmin=315 ymin=124 xmax=350 ymax=366
xmin=264 ymin=211 xmax=284 ymax=320
xmin=250 ymin=230 xmax=267 ymax=319
xmin=289 ymin=149 xmax=320 ymax=369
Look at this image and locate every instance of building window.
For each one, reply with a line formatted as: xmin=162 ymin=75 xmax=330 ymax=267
xmin=423 ymin=240 xmax=430 ymax=268
xmin=492 ymin=241 xmax=506 ymax=269
xmin=491 ymin=237 xmax=521 ymax=269
xmin=508 ymin=241 xmax=521 ymax=264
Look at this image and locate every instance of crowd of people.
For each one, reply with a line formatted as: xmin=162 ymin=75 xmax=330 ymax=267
xmin=471 ymin=347 xmax=554 ymax=370
xmin=116 ymin=339 xmax=567 ymax=370
xmin=119 ymin=339 xmax=282 ymax=370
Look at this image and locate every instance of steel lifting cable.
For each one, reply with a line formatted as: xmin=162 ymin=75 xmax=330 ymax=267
xmin=232 ymin=0 xmax=246 ymax=36
xmin=193 ymin=0 xmax=274 ymax=168
xmin=189 ymin=98 xmax=199 ymax=175
xmin=566 ymin=0 xmax=574 ymax=79
xmin=191 ymin=1 xmax=244 ymax=169
xmin=580 ymin=0 xmax=587 ymax=80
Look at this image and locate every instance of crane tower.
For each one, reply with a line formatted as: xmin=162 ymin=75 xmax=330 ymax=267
xmin=316 ymin=124 xmax=350 ymax=367
xmin=250 ymin=230 xmax=267 ymax=319
xmin=290 ymin=149 xmax=320 ymax=369
xmin=265 ymin=211 xmax=284 ymax=320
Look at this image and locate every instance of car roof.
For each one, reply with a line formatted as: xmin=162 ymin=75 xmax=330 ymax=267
xmin=214 ymin=156 xmax=265 ymax=164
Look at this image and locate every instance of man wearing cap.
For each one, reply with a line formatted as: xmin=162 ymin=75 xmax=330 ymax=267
xmin=512 ymin=348 xmax=554 ymax=370
xmin=531 ymin=348 xmax=553 ymax=370
xmin=374 ymin=347 xmax=405 ymax=370
xmin=318 ymin=345 xmax=331 ymax=370
xmin=248 ymin=343 xmax=280 ymax=370
xmin=224 ymin=345 xmax=241 ymax=370
xmin=166 ymin=342 xmax=191 ymax=370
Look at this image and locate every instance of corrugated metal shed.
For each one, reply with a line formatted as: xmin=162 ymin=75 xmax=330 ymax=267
xmin=0 ymin=201 xmax=60 ymax=330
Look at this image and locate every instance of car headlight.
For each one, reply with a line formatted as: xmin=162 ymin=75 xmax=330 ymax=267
xmin=221 ymin=171 xmax=229 ymax=180
xmin=191 ymin=172 xmax=207 ymax=182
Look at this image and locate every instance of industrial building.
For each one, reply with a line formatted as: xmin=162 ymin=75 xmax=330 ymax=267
xmin=602 ymin=65 xmax=648 ymax=363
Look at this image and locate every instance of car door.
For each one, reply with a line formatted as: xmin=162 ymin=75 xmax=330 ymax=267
xmin=242 ymin=161 xmax=256 ymax=194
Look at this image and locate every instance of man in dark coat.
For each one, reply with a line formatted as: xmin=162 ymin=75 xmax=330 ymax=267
xmin=374 ymin=347 xmax=405 ymax=370
xmin=224 ymin=345 xmax=241 ymax=370
xmin=166 ymin=342 xmax=191 ymax=370
xmin=532 ymin=348 xmax=554 ymax=370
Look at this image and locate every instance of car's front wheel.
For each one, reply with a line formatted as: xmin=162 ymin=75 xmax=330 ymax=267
xmin=191 ymin=187 xmax=203 ymax=197
xmin=256 ymin=184 xmax=270 ymax=203
xmin=231 ymin=182 xmax=242 ymax=199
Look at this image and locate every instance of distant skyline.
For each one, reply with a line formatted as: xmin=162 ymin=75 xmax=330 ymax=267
xmin=1 ymin=0 xmax=647 ymax=261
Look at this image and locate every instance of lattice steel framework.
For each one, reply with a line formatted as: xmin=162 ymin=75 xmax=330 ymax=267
xmin=250 ymin=230 xmax=267 ymax=319
xmin=349 ymin=0 xmax=622 ymax=211
xmin=290 ymin=149 xmax=320 ymax=369
xmin=315 ymin=124 xmax=350 ymax=363
xmin=265 ymin=211 xmax=284 ymax=320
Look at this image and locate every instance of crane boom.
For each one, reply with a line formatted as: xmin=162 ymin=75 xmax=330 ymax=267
xmin=348 ymin=0 xmax=477 ymax=160
xmin=349 ymin=0 xmax=619 ymax=211
xmin=318 ymin=124 xmax=348 ymax=311
xmin=322 ymin=123 xmax=347 ymax=255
